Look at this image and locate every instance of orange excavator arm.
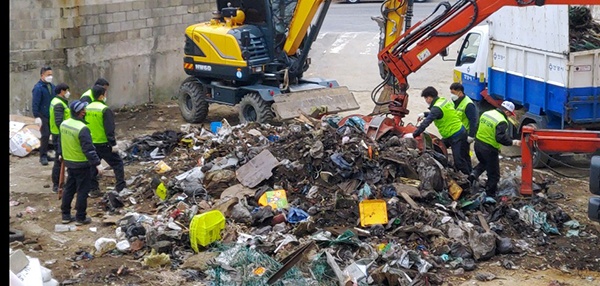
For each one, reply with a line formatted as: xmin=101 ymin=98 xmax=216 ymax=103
xmin=377 ymin=0 xmax=600 ymax=119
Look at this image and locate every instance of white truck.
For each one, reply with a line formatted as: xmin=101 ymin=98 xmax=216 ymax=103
xmin=453 ymin=5 xmax=600 ymax=166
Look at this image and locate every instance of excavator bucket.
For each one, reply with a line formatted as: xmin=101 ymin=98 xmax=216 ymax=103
xmin=271 ymin=86 xmax=360 ymax=120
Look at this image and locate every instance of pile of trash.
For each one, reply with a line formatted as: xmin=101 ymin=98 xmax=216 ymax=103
xmin=81 ymin=115 xmax=591 ymax=285
xmin=569 ymin=5 xmax=600 ymax=52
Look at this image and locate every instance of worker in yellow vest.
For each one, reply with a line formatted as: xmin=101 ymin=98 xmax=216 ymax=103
xmin=85 ymin=85 xmax=126 ymax=198
xmin=49 ymin=83 xmax=72 ymax=193
xmin=404 ymin=86 xmax=472 ymax=176
xmin=469 ymin=101 xmax=521 ymax=197
xmin=449 ymin=82 xmax=478 ymax=142
xmin=59 ymin=100 xmax=101 ymax=225
xmin=80 ymin=78 xmax=109 ymax=104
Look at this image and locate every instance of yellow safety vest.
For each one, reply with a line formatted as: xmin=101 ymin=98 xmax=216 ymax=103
xmin=476 ymin=109 xmax=507 ymax=150
xmin=80 ymin=89 xmax=94 ymax=102
xmin=85 ymin=101 xmax=109 ymax=144
xmin=433 ymin=97 xmax=463 ymax=139
xmin=60 ymin=118 xmax=88 ymax=162
xmin=455 ymin=96 xmax=474 ymax=134
xmin=49 ymin=97 xmax=71 ymax=135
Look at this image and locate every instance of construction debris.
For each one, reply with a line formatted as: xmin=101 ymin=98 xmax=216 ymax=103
xmin=9 ymin=113 xmax=600 ymax=285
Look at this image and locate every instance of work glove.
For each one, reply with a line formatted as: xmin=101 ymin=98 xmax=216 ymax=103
xmin=111 ymin=145 xmax=118 ymax=153
xmin=34 ymin=117 xmax=42 ymax=126
xmin=96 ymin=165 xmax=104 ymax=176
xmin=512 ymin=139 xmax=521 ymax=146
xmin=403 ymin=133 xmax=414 ymax=139
xmin=467 ymin=136 xmax=474 ymax=144
xmin=417 ymin=112 xmax=425 ymax=121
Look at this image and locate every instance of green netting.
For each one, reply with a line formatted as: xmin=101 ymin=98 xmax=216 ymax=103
xmin=207 ymin=243 xmax=308 ymax=286
xmin=205 ymin=243 xmax=343 ymax=286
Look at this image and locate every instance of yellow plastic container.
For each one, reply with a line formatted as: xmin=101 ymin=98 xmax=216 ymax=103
xmin=359 ymin=199 xmax=388 ymax=227
xmin=189 ymin=210 xmax=226 ymax=252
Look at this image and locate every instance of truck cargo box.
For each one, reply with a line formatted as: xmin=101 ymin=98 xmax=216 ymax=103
xmin=483 ymin=5 xmax=600 ymax=128
xmin=488 ymin=43 xmax=600 ymax=126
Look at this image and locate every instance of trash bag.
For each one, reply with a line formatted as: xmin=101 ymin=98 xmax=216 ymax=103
xmin=497 ymin=167 xmax=521 ymax=197
xmin=287 ymin=207 xmax=309 ymax=224
xmin=496 ymin=237 xmax=514 ymax=254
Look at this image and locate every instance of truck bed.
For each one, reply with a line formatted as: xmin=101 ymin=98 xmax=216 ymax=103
xmin=488 ymin=42 xmax=600 ymax=127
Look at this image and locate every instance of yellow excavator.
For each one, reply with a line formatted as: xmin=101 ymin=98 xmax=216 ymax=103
xmin=178 ymin=0 xmax=360 ymax=123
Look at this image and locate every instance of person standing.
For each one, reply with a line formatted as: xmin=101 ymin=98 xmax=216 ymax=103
xmin=80 ymin=78 xmax=110 ymax=104
xmin=49 ymin=83 xmax=72 ymax=193
xmin=32 ymin=66 xmax=56 ymax=165
xmin=404 ymin=86 xmax=472 ymax=176
xmin=449 ymin=82 xmax=478 ymax=143
xmin=85 ymin=85 xmax=126 ymax=197
xmin=469 ymin=101 xmax=521 ymax=197
xmin=59 ymin=100 xmax=101 ymax=225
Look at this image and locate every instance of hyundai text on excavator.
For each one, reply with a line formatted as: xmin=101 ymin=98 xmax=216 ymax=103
xmin=178 ymin=0 xmax=360 ymax=124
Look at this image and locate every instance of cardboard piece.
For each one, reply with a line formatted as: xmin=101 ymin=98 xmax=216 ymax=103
xmin=10 ymin=128 xmax=41 ymax=157
xmin=10 ymin=249 xmax=30 ymax=274
xmin=9 ymin=114 xmax=41 ymax=138
xmin=9 ymin=114 xmax=42 ymax=157
xmin=220 ymin=184 xmax=255 ymax=200
xmin=14 ymin=257 xmax=44 ymax=286
xmin=258 ymin=189 xmax=289 ymax=209
xmin=235 ymin=149 xmax=279 ymax=188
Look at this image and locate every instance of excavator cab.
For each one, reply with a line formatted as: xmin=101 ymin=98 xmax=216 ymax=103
xmin=178 ymin=0 xmax=359 ymax=124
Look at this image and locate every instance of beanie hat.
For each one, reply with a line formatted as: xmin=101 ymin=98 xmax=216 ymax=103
xmin=69 ymin=100 xmax=88 ymax=113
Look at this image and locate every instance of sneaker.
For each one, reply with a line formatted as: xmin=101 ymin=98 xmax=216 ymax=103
xmin=75 ymin=217 xmax=92 ymax=226
xmin=52 ymin=185 xmax=59 ymax=193
xmin=62 ymin=217 xmax=74 ymax=224
xmin=88 ymin=189 xmax=103 ymax=198
xmin=40 ymin=156 xmax=49 ymax=166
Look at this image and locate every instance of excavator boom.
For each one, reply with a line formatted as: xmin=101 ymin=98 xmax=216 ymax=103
xmin=379 ymin=0 xmax=600 ymax=91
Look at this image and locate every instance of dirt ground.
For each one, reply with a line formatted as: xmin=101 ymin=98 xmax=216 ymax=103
xmin=9 ymin=101 xmax=600 ymax=285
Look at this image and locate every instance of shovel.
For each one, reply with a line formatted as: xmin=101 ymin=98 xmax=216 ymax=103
xmin=58 ymin=159 xmax=65 ymax=200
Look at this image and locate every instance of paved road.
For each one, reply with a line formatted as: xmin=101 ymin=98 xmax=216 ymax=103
xmin=307 ymin=0 xmax=459 ymax=136
xmin=306 ymin=1 xmax=594 ymax=177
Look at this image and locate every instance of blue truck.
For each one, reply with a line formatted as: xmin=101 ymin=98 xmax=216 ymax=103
xmin=453 ymin=5 xmax=600 ymax=167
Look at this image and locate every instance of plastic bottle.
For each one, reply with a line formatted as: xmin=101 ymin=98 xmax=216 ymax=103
xmin=54 ymin=224 xmax=77 ymax=232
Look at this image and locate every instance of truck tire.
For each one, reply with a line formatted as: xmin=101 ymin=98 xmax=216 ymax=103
xmin=178 ymin=79 xmax=209 ymax=123
xmin=238 ymin=93 xmax=274 ymax=124
xmin=525 ymin=123 xmax=550 ymax=168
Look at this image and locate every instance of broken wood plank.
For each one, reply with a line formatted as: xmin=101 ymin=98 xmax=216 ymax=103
xmin=476 ymin=212 xmax=491 ymax=233
xmin=399 ymin=192 xmax=419 ymax=209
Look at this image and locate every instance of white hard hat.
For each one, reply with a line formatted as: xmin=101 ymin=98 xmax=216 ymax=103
xmin=501 ymin=101 xmax=515 ymax=114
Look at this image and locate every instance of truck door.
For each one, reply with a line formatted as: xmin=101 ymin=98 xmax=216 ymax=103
xmin=453 ymin=26 xmax=489 ymax=102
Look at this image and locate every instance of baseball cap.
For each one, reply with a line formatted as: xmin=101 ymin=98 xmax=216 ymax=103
xmin=501 ymin=101 xmax=515 ymax=115
xmin=69 ymin=100 xmax=88 ymax=113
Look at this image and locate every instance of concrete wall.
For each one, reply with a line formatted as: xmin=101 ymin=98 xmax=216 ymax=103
xmin=9 ymin=0 xmax=215 ymax=116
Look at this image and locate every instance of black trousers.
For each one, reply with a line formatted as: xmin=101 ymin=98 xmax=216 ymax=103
xmin=91 ymin=144 xmax=126 ymax=192
xmin=51 ymin=134 xmax=61 ymax=187
xmin=61 ymin=166 xmax=93 ymax=221
xmin=472 ymin=140 xmax=500 ymax=196
xmin=39 ymin=116 xmax=51 ymax=158
xmin=443 ymin=128 xmax=472 ymax=176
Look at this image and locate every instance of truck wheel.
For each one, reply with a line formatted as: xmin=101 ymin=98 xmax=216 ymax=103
xmin=525 ymin=123 xmax=550 ymax=168
xmin=238 ymin=93 xmax=274 ymax=124
xmin=178 ymin=79 xmax=209 ymax=123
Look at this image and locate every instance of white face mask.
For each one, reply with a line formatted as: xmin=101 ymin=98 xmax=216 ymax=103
xmin=450 ymin=94 xmax=459 ymax=101
xmin=65 ymin=91 xmax=71 ymax=99
xmin=45 ymin=76 xmax=53 ymax=83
